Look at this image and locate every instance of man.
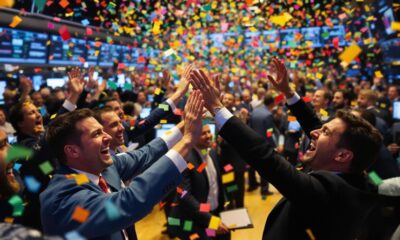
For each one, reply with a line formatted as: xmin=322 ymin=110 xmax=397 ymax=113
xmin=167 ymin=124 xmax=230 ymax=239
xmin=249 ymin=94 xmax=277 ymax=197
xmin=312 ymin=88 xmax=332 ymax=121
xmin=40 ymin=91 xmax=204 ymax=239
xmin=332 ymin=90 xmax=350 ymax=111
xmin=190 ymin=60 xmax=392 ymax=240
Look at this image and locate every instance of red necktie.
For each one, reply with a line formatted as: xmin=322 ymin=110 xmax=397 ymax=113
xmin=98 ymin=176 xmax=109 ymax=193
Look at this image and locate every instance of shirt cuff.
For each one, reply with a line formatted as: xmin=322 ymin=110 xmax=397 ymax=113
xmin=215 ymin=107 xmax=234 ymax=131
xmin=160 ymin=126 xmax=183 ymax=149
xmin=166 ymin=99 xmax=177 ymax=112
xmin=63 ymin=99 xmax=77 ymax=112
xmin=286 ymin=92 xmax=301 ymax=105
xmin=166 ymin=149 xmax=187 ymax=173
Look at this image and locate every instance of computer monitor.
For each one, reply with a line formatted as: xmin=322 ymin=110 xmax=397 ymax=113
xmin=117 ymin=74 xmax=126 ymax=88
xmin=155 ymin=124 xmax=176 ymax=138
xmin=393 ymin=101 xmax=400 ymax=120
xmin=0 ymin=81 xmax=6 ymax=105
xmin=32 ymin=75 xmax=44 ymax=91
xmin=46 ymin=78 xmax=66 ymax=89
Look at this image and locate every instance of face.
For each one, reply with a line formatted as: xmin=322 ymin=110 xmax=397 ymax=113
xmin=18 ymin=103 xmax=44 ymax=136
xmin=101 ymin=111 xmax=125 ymax=150
xmin=388 ymin=86 xmax=398 ymax=101
xmin=0 ymin=130 xmax=19 ymax=198
xmin=137 ymin=92 xmax=147 ymax=105
xmin=357 ymin=94 xmax=368 ymax=108
xmin=302 ymin=118 xmax=347 ymax=170
xmin=196 ymin=125 xmax=213 ymax=149
xmin=105 ymin=100 xmax=125 ymax=120
xmin=31 ymin=92 xmax=44 ymax=107
xmin=70 ymin=117 xmax=113 ymax=174
xmin=332 ymin=91 xmax=345 ymax=108
xmin=222 ymin=93 xmax=235 ymax=108
xmin=54 ymin=90 xmax=65 ymax=101
xmin=40 ymin=88 xmax=50 ymax=99
xmin=242 ymin=90 xmax=251 ymax=103
xmin=312 ymin=90 xmax=327 ymax=109
xmin=0 ymin=110 xmax=5 ymax=126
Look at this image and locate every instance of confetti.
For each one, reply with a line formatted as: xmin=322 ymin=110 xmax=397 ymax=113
xmin=8 ymin=195 xmax=24 ymax=217
xmin=9 ymin=15 xmax=22 ymax=28
xmin=183 ymin=220 xmax=193 ymax=231
xmin=39 ymin=161 xmax=54 ymax=175
xmin=168 ymin=217 xmax=181 ymax=226
xmin=222 ymin=172 xmax=235 ymax=184
xmin=199 ymin=203 xmax=210 ymax=213
xmin=6 ymin=145 xmax=33 ymax=163
xmin=71 ymin=206 xmax=90 ymax=223
xmin=208 ymin=216 xmax=220 ymax=230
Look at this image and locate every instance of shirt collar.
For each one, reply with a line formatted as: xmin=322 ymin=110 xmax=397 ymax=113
xmin=70 ymin=167 xmax=101 ymax=185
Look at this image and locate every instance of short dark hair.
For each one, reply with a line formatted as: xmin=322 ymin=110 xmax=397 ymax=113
xmin=335 ymin=110 xmax=382 ymax=173
xmin=93 ymin=106 xmax=114 ymax=125
xmin=46 ymin=108 xmax=94 ymax=165
xmin=263 ymin=94 xmax=275 ymax=106
xmin=9 ymin=101 xmax=30 ymax=133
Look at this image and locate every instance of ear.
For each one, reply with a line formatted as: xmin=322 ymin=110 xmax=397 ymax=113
xmin=334 ymin=149 xmax=353 ymax=163
xmin=64 ymin=145 xmax=80 ymax=159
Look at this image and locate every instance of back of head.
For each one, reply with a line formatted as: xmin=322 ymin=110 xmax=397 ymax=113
xmin=336 ymin=110 xmax=382 ymax=173
xmin=93 ymin=106 xmax=114 ymax=125
xmin=9 ymin=102 xmax=25 ymax=134
xmin=46 ymin=109 xmax=94 ymax=165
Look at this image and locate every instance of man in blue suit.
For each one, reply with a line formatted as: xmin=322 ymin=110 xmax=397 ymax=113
xmin=40 ymin=91 xmax=204 ymax=239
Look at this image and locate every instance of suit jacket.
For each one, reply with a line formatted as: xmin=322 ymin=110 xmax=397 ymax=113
xmin=249 ymin=105 xmax=276 ymax=147
xmin=168 ymin=149 xmax=226 ymax=239
xmin=218 ymin=99 xmax=390 ymax=240
xmin=40 ymin=138 xmax=182 ymax=240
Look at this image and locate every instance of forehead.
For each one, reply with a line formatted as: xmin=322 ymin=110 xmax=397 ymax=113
xmin=325 ymin=118 xmax=346 ymax=133
xmin=101 ymin=111 xmax=120 ymax=124
xmin=106 ymin=101 xmax=120 ymax=108
xmin=22 ymin=103 xmax=36 ymax=112
xmin=202 ymin=125 xmax=210 ymax=132
xmin=77 ymin=117 xmax=102 ymax=134
xmin=334 ymin=91 xmax=343 ymax=97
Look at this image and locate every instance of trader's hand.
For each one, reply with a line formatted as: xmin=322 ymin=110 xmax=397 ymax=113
xmin=190 ymin=69 xmax=223 ymax=115
xmin=267 ymin=58 xmax=294 ymax=99
xmin=183 ymin=90 xmax=203 ymax=144
xmin=216 ymin=222 xmax=230 ymax=234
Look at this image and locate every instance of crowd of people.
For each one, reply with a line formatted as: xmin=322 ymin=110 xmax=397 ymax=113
xmin=0 ymin=58 xmax=400 ymax=240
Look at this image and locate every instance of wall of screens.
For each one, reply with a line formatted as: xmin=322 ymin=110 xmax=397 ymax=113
xmin=0 ymin=25 xmax=348 ymax=66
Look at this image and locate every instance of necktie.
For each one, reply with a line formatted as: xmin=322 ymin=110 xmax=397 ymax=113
xmin=98 ymin=176 xmax=109 ymax=193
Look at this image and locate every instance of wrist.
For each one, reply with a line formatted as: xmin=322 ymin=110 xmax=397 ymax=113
xmin=284 ymin=90 xmax=295 ymax=99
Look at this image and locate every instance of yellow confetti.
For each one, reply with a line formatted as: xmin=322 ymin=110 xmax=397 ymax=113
xmin=339 ymin=42 xmax=362 ymax=64
xmin=9 ymin=15 xmax=22 ymax=28
xmin=222 ymin=172 xmax=235 ymax=184
xmin=208 ymin=216 xmax=220 ymax=230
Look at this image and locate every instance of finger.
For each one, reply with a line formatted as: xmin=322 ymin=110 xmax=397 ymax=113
xmin=190 ymin=73 xmax=201 ymax=90
xmin=199 ymin=69 xmax=212 ymax=87
xmin=267 ymin=75 xmax=279 ymax=89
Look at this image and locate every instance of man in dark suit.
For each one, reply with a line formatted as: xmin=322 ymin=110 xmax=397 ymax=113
xmin=40 ymin=91 xmax=204 ymax=239
xmin=190 ymin=61 xmax=393 ymax=240
xmin=167 ymin=124 xmax=230 ymax=239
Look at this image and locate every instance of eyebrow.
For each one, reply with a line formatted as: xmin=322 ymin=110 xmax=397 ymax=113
xmin=90 ymin=128 xmax=103 ymax=137
xmin=321 ymin=125 xmax=332 ymax=134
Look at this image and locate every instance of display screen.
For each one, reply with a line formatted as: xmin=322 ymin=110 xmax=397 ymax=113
xmin=47 ymin=78 xmax=67 ymax=89
xmin=86 ymin=40 xmax=100 ymax=65
xmin=0 ymin=81 xmax=6 ymax=104
xmin=48 ymin=35 xmax=86 ymax=65
xmin=98 ymin=43 xmax=123 ymax=67
xmin=0 ymin=27 xmax=47 ymax=64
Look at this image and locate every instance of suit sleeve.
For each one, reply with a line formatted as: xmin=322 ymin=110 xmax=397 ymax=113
xmin=287 ymin=99 xmax=322 ymax=138
xmin=219 ymin=116 xmax=330 ymax=206
xmin=113 ymin=137 xmax=168 ymax=181
xmin=40 ymin=156 xmax=183 ymax=237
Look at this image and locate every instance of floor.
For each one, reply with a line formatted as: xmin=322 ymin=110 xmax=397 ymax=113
xmin=136 ymin=178 xmax=282 ymax=240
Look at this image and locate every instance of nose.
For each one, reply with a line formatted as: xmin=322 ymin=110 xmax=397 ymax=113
xmin=310 ymin=129 xmax=320 ymax=140
xmin=103 ymin=131 xmax=112 ymax=143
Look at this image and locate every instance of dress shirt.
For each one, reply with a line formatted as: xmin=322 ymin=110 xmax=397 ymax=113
xmin=195 ymin=148 xmax=219 ymax=211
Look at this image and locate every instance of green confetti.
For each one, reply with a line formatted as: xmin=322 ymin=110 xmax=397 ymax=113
xmin=183 ymin=220 xmax=193 ymax=231
xmin=158 ymin=103 xmax=169 ymax=111
xmin=368 ymin=171 xmax=383 ymax=185
xmin=168 ymin=217 xmax=180 ymax=226
xmin=6 ymin=145 xmax=33 ymax=163
xmin=123 ymin=82 xmax=133 ymax=91
xmin=108 ymin=80 xmax=118 ymax=90
xmin=203 ymin=4 xmax=212 ymax=12
xmin=321 ymin=31 xmax=330 ymax=39
xmin=105 ymin=200 xmax=121 ymax=220
xmin=35 ymin=0 xmax=46 ymax=12
xmin=227 ymin=185 xmax=238 ymax=193
xmin=39 ymin=161 xmax=54 ymax=175
xmin=8 ymin=195 xmax=24 ymax=217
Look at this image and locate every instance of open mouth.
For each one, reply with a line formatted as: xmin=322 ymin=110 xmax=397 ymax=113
xmin=100 ymin=147 xmax=110 ymax=155
xmin=306 ymin=141 xmax=316 ymax=153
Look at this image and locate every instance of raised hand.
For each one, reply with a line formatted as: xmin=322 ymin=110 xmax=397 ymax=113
xmin=169 ymin=64 xmax=194 ymax=105
xmin=67 ymin=67 xmax=85 ymax=104
xmin=86 ymin=66 xmax=98 ymax=90
xmin=182 ymin=90 xmax=204 ymax=144
xmin=267 ymin=58 xmax=294 ymax=98
xmin=162 ymin=69 xmax=171 ymax=88
xmin=190 ymin=69 xmax=223 ymax=115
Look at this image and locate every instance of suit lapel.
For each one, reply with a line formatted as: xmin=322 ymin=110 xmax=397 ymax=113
xmin=102 ymin=166 xmax=122 ymax=192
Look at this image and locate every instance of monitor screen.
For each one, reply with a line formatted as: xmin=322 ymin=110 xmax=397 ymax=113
xmin=32 ymin=75 xmax=44 ymax=91
xmin=0 ymin=27 xmax=47 ymax=64
xmin=0 ymin=81 xmax=6 ymax=104
xmin=393 ymin=101 xmax=400 ymax=120
xmin=48 ymin=36 xmax=86 ymax=65
xmin=86 ymin=41 xmax=100 ymax=65
xmin=98 ymin=43 xmax=123 ymax=67
xmin=47 ymin=78 xmax=67 ymax=89
xmin=117 ymin=73 xmax=126 ymax=87
xmin=156 ymin=124 xmax=176 ymax=138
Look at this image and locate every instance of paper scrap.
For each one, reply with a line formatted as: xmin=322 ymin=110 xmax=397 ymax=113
xmin=222 ymin=172 xmax=235 ymax=184
xmin=71 ymin=206 xmax=90 ymax=223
